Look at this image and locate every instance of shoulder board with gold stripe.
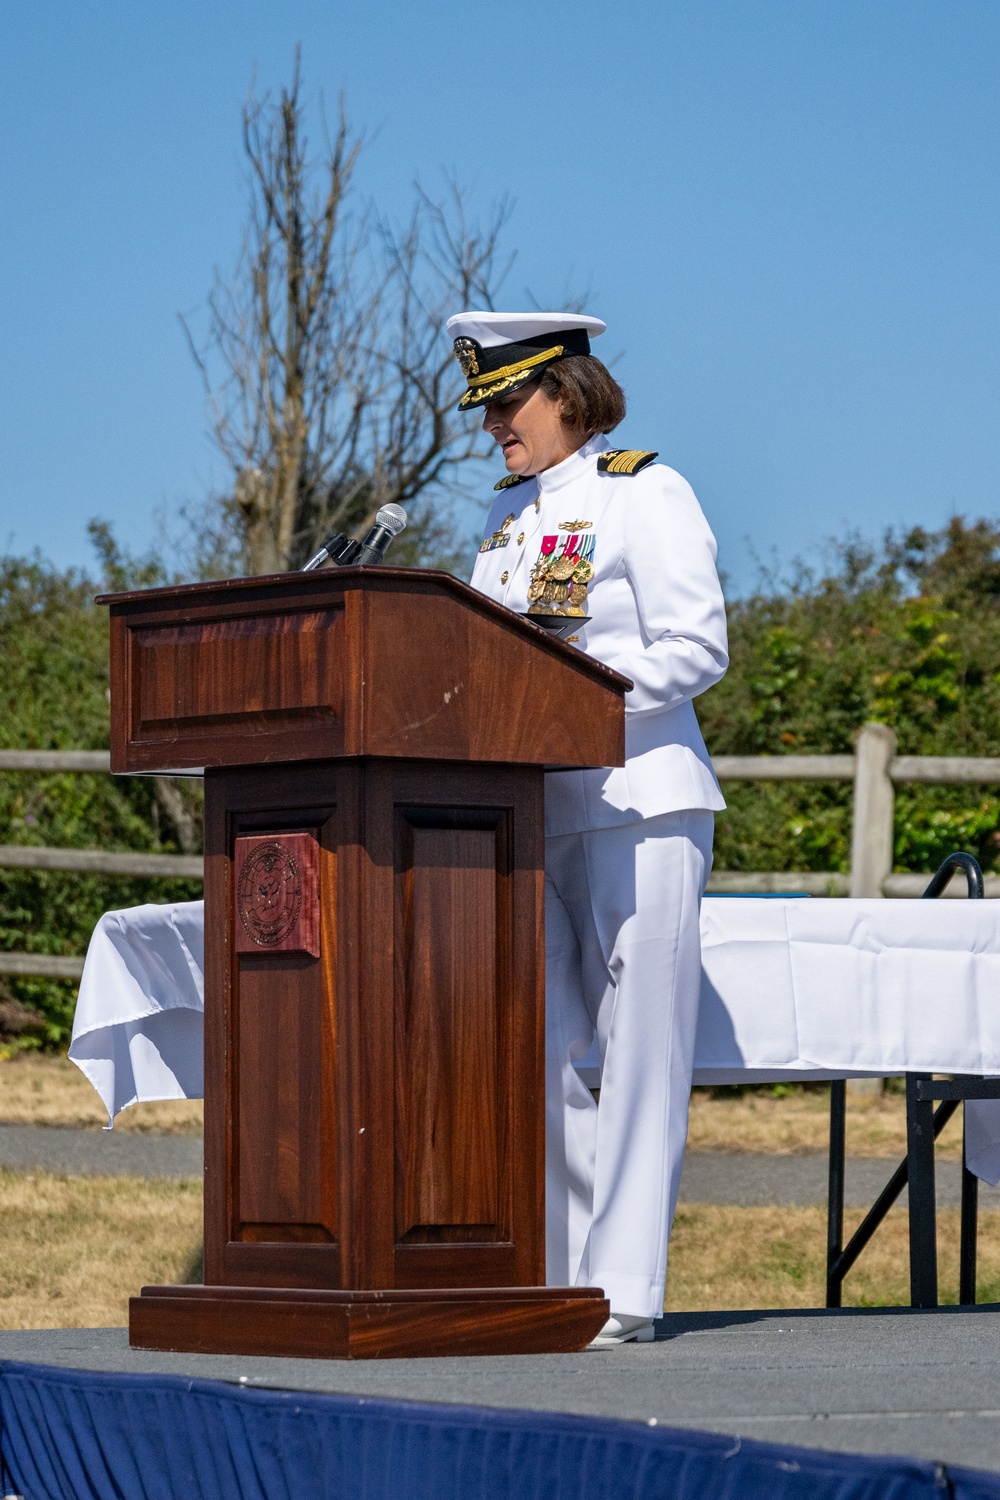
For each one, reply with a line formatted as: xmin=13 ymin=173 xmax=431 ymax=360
xmin=596 ymin=449 xmax=659 ymax=476
xmin=494 ymin=472 xmax=529 ymax=491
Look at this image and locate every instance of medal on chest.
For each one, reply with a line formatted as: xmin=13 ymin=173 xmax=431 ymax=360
xmin=527 ymin=530 xmax=595 ymax=616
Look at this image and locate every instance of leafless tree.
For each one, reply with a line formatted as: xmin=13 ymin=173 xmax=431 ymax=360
xmin=183 ymin=51 xmax=513 ymax=575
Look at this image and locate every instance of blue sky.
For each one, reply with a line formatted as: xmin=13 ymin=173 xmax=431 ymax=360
xmin=1 ymin=1 xmax=998 ymax=593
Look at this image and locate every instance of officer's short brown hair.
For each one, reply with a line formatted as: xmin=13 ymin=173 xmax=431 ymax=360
xmin=539 ymin=355 xmax=626 ymax=435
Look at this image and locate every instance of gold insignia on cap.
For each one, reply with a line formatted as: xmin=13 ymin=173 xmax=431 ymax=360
xmin=466 ymin=346 xmax=563 ymax=388
xmin=596 ymin=449 xmax=659 ymax=476
xmin=459 ymin=346 xmax=565 ymax=410
xmin=453 ymin=337 xmax=479 ymax=377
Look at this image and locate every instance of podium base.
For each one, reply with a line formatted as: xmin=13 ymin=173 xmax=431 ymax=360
xmin=130 ymin=1284 xmax=611 ymax=1360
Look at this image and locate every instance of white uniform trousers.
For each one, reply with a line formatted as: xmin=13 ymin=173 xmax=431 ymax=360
xmin=544 ymin=809 xmax=714 ymax=1320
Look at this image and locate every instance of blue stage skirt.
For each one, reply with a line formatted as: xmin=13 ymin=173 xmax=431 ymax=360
xmin=1 ymin=1359 xmax=998 ymax=1500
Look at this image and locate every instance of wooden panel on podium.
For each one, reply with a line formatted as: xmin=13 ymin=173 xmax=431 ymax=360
xmin=130 ymin=606 xmax=346 ymax=751
xmin=102 ymin=567 xmax=629 ymax=1358
xmin=104 ymin=566 xmax=625 ymax=773
xmin=393 ymin=815 xmax=502 ymax=1240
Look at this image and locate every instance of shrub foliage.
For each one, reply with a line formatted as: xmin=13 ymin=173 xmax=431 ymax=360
xmin=699 ymin=518 xmax=1000 ymax=875
xmin=0 ymin=547 xmax=200 ymax=1046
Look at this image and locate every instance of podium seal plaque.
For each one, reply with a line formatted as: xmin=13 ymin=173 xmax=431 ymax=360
xmin=234 ymin=831 xmax=320 ymax=956
xmin=238 ymin=841 xmax=300 ymax=945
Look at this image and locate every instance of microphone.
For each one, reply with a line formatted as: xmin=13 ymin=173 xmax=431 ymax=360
xmin=353 ymin=504 xmax=407 ymax=566
xmin=300 ymin=505 xmax=407 ymax=572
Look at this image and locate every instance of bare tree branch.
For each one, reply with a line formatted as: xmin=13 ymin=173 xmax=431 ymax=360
xmin=184 ymin=54 xmax=513 ymax=576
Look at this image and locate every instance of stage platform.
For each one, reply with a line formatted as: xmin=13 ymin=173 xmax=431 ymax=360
xmin=4 ymin=1303 xmax=1000 ymax=1475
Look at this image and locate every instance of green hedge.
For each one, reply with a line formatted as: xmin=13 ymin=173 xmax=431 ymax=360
xmin=0 ymin=549 xmax=200 ymax=1046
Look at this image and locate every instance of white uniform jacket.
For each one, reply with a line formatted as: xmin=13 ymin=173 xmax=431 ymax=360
xmin=470 ymin=433 xmax=729 ymax=836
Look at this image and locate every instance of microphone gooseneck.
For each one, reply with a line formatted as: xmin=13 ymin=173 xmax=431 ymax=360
xmin=302 ymin=532 xmax=355 ymax=571
xmin=301 ymin=545 xmax=330 ymax=572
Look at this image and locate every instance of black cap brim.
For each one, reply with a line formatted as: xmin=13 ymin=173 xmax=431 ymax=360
xmin=455 ymin=331 xmax=591 ymax=412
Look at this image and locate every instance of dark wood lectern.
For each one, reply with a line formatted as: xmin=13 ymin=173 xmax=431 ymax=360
xmin=102 ymin=566 xmax=629 ymax=1358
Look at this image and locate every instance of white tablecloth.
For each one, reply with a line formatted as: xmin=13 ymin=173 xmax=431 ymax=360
xmin=69 ymin=902 xmax=205 ymax=1124
xmin=68 ymin=896 xmax=1000 ymax=1182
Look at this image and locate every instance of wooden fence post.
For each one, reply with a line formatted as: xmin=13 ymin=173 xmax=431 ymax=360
xmin=850 ymin=722 xmax=897 ymax=899
xmin=848 ymin=722 xmax=897 ymax=1095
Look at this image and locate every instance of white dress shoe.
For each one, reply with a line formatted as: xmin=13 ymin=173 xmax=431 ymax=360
xmin=588 ymin=1313 xmax=655 ymax=1349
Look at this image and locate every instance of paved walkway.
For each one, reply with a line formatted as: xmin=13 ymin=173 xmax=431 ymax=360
xmin=5 ymin=1311 xmax=1000 ymax=1470
xmin=0 ymin=1126 xmax=996 ymax=1209
xmin=678 ymin=1150 xmax=1000 ymax=1209
xmin=0 ymin=1124 xmax=201 ymax=1178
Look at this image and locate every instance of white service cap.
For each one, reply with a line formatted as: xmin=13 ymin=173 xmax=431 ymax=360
xmin=446 ymin=310 xmax=606 ymax=410
xmin=445 ymin=311 xmax=606 ymax=347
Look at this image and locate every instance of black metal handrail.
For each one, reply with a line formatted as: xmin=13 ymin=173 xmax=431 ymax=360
xmin=921 ymin=851 xmax=985 ymax=901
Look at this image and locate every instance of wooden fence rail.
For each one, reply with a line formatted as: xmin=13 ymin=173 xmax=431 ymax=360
xmin=0 ymin=845 xmax=203 ymax=879
xmin=713 ymin=724 xmax=1000 ymax=899
xmin=0 ymin=724 xmax=997 ymax=978
xmin=0 ymin=751 xmax=112 ymax=773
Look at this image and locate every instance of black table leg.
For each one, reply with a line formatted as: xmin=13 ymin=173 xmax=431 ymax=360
xmin=960 ymin=1103 xmax=978 ymax=1306
xmin=906 ymin=1072 xmax=938 ymax=1308
xmin=826 ymin=1080 xmax=846 ymax=1308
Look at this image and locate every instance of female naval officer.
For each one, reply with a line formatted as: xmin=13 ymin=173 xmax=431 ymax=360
xmin=449 ymin=310 xmax=729 ymax=1346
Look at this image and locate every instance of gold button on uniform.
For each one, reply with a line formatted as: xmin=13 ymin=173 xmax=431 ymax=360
xmin=501 ymin=570 xmax=509 ymax=584
xmin=517 ymin=532 xmax=524 ymax=545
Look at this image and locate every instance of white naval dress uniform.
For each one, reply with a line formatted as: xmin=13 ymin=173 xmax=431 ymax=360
xmin=470 ymin=432 xmax=729 ymax=1320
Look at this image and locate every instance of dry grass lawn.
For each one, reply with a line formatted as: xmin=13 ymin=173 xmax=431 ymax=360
xmin=0 ymin=1170 xmax=203 ymax=1328
xmin=687 ymin=1084 xmax=963 ymax=1160
xmin=666 ymin=1205 xmax=1000 ymax=1311
xmin=0 ymin=1056 xmax=932 ymax=1156
xmin=0 ymin=1053 xmax=203 ymax=1134
xmin=0 ymin=1172 xmax=993 ymax=1328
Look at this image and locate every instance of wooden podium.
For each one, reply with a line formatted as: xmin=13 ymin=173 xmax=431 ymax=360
xmin=101 ymin=566 xmax=629 ymax=1359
